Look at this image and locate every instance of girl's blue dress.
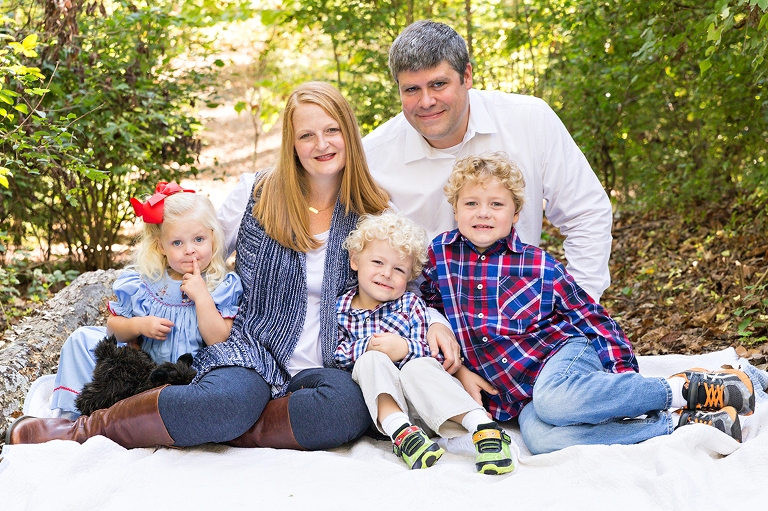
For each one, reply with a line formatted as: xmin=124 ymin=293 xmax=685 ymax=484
xmin=50 ymin=269 xmax=243 ymax=414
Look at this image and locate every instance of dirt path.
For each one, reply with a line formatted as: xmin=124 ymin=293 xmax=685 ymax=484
xmin=179 ymin=104 xmax=282 ymax=208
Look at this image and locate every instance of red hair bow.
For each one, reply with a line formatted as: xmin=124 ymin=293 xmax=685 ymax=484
xmin=130 ymin=182 xmax=195 ymax=224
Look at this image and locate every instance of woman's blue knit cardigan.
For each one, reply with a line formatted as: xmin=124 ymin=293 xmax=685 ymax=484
xmin=192 ymin=185 xmax=358 ymax=397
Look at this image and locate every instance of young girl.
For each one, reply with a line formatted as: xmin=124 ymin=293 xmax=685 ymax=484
xmin=50 ymin=182 xmax=243 ymax=418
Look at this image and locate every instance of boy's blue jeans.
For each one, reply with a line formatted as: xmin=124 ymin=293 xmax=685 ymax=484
xmin=519 ymin=336 xmax=675 ymax=454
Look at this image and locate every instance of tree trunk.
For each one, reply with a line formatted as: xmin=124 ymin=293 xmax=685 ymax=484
xmin=0 ymin=269 xmax=118 ymax=437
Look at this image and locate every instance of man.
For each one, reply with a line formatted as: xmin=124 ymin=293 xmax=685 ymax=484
xmin=363 ymin=19 xmax=613 ymax=304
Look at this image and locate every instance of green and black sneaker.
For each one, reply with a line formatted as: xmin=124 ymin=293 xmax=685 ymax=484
xmin=473 ymin=422 xmax=515 ymax=475
xmin=392 ymin=424 xmax=444 ymax=470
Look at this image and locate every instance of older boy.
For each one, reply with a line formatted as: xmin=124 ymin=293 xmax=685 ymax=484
xmin=335 ymin=211 xmax=514 ymax=474
xmin=421 ymin=153 xmax=755 ymax=454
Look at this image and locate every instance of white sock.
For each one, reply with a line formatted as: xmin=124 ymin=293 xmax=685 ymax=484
xmin=461 ymin=409 xmax=492 ymax=433
xmin=381 ymin=412 xmax=411 ymax=439
xmin=667 ymin=376 xmax=687 ymax=409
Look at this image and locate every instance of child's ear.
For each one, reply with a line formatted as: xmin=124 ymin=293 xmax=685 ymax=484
xmin=349 ymin=250 xmax=359 ymax=272
xmin=156 ymin=237 xmax=166 ymax=256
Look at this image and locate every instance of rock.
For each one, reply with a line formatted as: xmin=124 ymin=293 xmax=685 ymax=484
xmin=0 ymin=269 xmax=118 ymax=437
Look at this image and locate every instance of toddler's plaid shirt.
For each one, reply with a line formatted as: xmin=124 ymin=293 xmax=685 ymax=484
xmin=334 ymin=289 xmax=431 ymax=369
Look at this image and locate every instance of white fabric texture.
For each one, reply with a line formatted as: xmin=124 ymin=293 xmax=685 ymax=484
xmin=363 ymin=89 xmax=614 ymax=302
xmin=285 ymin=230 xmax=328 ymax=376
xmin=3 ymin=348 xmax=768 ymax=509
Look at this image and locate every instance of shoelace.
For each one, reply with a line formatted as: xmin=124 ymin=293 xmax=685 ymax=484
xmin=690 ymin=415 xmax=713 ymax=426
xmin=702 ymin=382 xmax=725 ymax=408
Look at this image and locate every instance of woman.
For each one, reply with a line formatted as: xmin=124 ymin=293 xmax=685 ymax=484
xmin=7 ymin=82 xmax=390 ymax=450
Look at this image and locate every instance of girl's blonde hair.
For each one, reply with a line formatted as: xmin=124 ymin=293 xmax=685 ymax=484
xmin=444 ymin=152 xmax=526 ymax=213
xmin=251 ymin=81 xmax=390 ymax=252
xmin=133 ymin=192 xmax=227 ymax=291
xmin=344 ymin=211 xmax=428 ymax=279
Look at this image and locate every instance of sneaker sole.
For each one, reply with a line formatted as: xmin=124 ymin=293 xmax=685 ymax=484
xmin=411 ymin=447 xmax=445 ymax=470
xmin=476 ymin=458 xmax=514 ymax=475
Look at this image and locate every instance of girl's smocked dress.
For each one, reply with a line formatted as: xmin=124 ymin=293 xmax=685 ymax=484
xmin=50 ymin=269 xmax=243 ymax=414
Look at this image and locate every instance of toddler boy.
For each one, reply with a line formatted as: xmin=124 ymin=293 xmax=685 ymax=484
xmin=335 ymin=211 xmax=514 ymax=474
xmin=421 ymin=152 xmax=755 ymax=454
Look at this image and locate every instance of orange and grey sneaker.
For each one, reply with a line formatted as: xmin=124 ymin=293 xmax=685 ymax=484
xmin=473 ymin=422 xmax=515 ymax=475
xmin=392 ymin=424 xmax=444 ymax=470
xmin=670 ymin=368 xmax=755 ymax=416
xmin=677 ymin=406 xmax=742 ymax=442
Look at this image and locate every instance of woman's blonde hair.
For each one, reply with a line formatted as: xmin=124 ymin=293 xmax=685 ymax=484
xmin=444 ymin=152 xmax=526 ymax=213
xmin=251 ymin=81 xmax=389 ymax=252
xmin=344 ymin=211 xmax=428 ymax=279
xmin=133 ymin=192 xmax=227 ymax=290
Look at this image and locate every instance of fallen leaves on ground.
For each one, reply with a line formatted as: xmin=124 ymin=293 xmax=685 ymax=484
xmin=540 ymin=202 xmax=768 ymax=367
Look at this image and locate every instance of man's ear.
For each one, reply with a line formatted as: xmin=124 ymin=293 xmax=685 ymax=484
xmin=349 ymin=250 xmax=359 ymax=272
xmin=463 ymin=63 xmax=473 ymax=89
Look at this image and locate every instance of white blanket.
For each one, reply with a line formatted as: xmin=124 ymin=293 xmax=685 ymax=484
xmin=3 ymin=348 xmax=768 ymax=510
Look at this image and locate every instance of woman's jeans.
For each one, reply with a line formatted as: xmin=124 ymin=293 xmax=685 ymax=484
xmin=158 ymin=366 xmax=370 ymax=449
xmin=519 ymin=336 xmax=675 ymax=454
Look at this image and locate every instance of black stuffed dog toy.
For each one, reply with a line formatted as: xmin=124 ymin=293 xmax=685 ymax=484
xmin=74 ymin=335 xmax=197 ymax=416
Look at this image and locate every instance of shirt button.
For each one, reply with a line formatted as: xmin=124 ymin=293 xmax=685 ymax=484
xmin=502 ymin=358 xmax=507 ymax=363
xmin=477 ymin=284 xmax=483 ymax=290
xmin=480 ymin=255 xmax=486 ymax=261
xmin=478 ymin=313 xmax=484 ymax=318
xmin=482 ymin=337 xmax=488 ymax=342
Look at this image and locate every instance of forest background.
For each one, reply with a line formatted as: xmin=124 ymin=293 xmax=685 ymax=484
xmin=1 ymin=0 xmax=767 ymax=360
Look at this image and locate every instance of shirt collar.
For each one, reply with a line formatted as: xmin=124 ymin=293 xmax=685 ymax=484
xmin=403 ymin=89 xmax=496 ymax=164
xmin=337 ymin=287 xmax=405 ymax=315
xmin=442 ymin=227 xmax=524 ymax=255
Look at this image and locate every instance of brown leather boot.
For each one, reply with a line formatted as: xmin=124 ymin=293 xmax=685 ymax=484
xmin=226 ymin=395 xmax=305 ymax=450
xmin=6 ymin=386 xmax=174 ymax=449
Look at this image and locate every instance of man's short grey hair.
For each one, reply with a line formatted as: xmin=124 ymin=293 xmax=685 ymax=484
xmin=388 ymin=20 xmax=470 ymax=84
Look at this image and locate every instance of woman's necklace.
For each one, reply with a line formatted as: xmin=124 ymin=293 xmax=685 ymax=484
xmin=308 ymin=202 xmax=335 ymax=214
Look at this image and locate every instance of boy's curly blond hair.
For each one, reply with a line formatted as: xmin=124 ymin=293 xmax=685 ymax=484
xmin=343 ymin=211 xmax=428 ymax=279
xmin=444 ymin=152 xmax=526 ymax=213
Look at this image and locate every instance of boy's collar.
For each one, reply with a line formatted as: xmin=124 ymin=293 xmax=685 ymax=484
xmin=449 ymin=227 xmax=524 ymax=255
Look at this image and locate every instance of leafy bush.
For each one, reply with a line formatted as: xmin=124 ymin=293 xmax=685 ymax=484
xmin=0 ymin=1 xmax=222 ymax=270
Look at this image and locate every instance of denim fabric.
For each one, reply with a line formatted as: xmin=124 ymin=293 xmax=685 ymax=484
xmin=287 ymin=367 xmax=372 ymax=450
xmin=519 ymin=336 xmax=674 ymax=454
xmin=158 ymin=366 xmax=270 ymax=447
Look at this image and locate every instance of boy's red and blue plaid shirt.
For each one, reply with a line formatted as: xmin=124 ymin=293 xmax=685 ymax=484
xmin=334 ymin=288 xmax=432 ymax=370
xmin=421 ymin=228 xmax=638 ymax=421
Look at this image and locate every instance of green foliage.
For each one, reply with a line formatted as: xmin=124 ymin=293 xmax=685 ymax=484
xmin=511 ymin=0 xmax=768 ymax=217
xmin=0 ymin=1 xmax=234 ymax=270
xmin=267 ymin=0 xmax=768 ymax=218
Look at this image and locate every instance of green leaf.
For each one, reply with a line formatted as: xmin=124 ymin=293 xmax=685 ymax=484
xmin=14 ymin=104 xmax=29 ymax=114
xmin=20 ymin=34 xmax=38 ymax=57
xmin=759 ymin=12 xmax=768 ymax=30
xmin=0 ymin=167 xmax=10 ymax=188
xmin=24 ymin=88 xmax=50 ymax=95
xmin=707 ymin=23 xmax=723 ymax=43
xmin=699 ymin=59 xmax=713 ymax=74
